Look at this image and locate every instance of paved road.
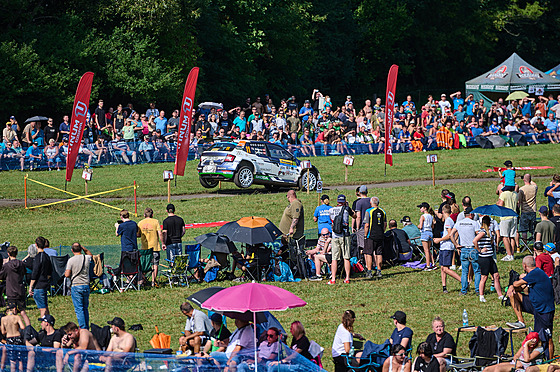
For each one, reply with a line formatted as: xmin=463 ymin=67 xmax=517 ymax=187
xmin=1 ymin=177 xmax=511 ymax=208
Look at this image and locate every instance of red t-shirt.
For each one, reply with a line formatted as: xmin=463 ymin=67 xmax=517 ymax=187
xmin=536 ymin=252 xmax=554 ymax=277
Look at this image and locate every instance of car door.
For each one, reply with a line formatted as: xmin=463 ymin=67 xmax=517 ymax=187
xmin=266 ymin=144 xmax=298 ymax=184
xmin=247 ymin=142 xmax=270 ymax=180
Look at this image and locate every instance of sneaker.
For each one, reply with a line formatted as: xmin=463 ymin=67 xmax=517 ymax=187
xmin=309 ymin=275 xmax=323 ymax=281
xmin=423 ymin=265 xmax=432 ymax=271
xmin=501 ymin=255 xmax=514 ymax=262
xmin=327 ymin=280 xmax=336 ymax=285
xmin=506 ymin=321 xmax=526 ymax=329
xmin=443 ymin=287 xmax=449 ymax=294
xmin=498 ymin=295 xmax=504 ymax=300
xmin=450 ymin=265 xmax=457 ymax=271
xmin=344 ymin=279 xmax=350 ymax=284
xmin=459 ymin=292 xmax=467 ymax=296
xmin=479 ymin=296 xmax=487 ymax=303
xmin=365 ymin=270 xmax=373 ymax=279
xmin=375 ymin=270 xmax=382 ymax=278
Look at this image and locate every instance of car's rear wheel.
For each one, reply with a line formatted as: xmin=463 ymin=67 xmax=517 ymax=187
xmin=234 ymin=164 xmax=254 ymax=188
xmin=299 ymin=170 xmax=318 ymax=190
xmin=199 ymin=177 xmax=219 ymax=189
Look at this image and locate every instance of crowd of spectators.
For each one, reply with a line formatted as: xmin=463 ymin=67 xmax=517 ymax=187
xmin=3 ymin=90 xmax=560 ymax=171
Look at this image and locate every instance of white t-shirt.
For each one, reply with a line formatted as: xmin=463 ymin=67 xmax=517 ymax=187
xmin=332 ymin=324 xmax=353 ymax=357
xmin=184 ymin=309 xmax=212 ymax=336
xmin=454 ymin=218 xmax=480 ymax=247
xmin=420 ymin=213 xmax=433 ymax=232
xmin=441 ymin=217 xmax=455 ymax=251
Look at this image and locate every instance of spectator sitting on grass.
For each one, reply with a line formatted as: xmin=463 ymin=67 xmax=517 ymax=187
xmin=425 ymin=317 xmax=455 ymax=372
xmin=390 ymin=311 xmax=413 ymax=350
xmin=382 ymin=344 xmax=411 ymax=372
xmin=412 ymin=342 xmax=440 ymax=372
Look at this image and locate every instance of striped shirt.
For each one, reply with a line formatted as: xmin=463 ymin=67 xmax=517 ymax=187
xmin=476 ymin=228 xmax=495 ymax=258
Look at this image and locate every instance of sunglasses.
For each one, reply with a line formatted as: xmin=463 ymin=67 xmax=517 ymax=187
xmin=395 ymin=353 xmax=406 ymax=357
xmin=267 ymin=334 xmax=277 ymax=338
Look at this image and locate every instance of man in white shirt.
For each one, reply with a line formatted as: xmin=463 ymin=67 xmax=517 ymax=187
xmin=179 ymin=302 xmax=212 ymax=355
xmin=449 ymin=207 xmax=481 ymax=296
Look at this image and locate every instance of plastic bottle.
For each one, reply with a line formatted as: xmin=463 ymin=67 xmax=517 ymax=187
xmin=462 ymin=309 xmax=469 ymax=327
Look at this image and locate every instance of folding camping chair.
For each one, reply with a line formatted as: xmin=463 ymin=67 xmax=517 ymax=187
xmin=89 ymin=252 xmax=105 ymax=292
xmin=139 ymin=249 xmax=154 ymax=286
xmin=342 ymin=340 xmax=391 ymax=372
xmin=287 ymin=236 xmax=308 ymax=279
xmin=184 ymin=244 xmax=202 ymax=286
xmin=162 ymin=254 xmax=189 ymax=288
xmin=118 ymin=250 xmax=141 ymax=292
xmin=50 ymin=254 xmax=70 ymax=296
xmin=448 ymin=326 xmax=510 ymax=372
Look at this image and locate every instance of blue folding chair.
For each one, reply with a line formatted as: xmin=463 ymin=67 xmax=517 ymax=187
xmin=184 ymin=244 xmax=202 ymax=286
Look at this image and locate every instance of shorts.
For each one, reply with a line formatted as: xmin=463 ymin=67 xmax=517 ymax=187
xmin=325 ymin=254 xmax=333 ymax=264
xmin=521 ymin=294 xmax=555 ymax=332
xmin=356 ymin=228 xmax=365 ymax=249
xmin=33 ymin=288 xmax=48 ymax=309
xmin=499 ymin=218 xmax=518 ymax=238
xmin=364 ymin=238 xmax=384 ymax=256
xmin=519 ymin=212 xmax=536 ymax=233
xmin=152 ymin=251 xmax=160 ymax=266
xmin=439 ymin=250 xmax=454 ymax=266
xmin=502 ymin=185 xmax=516 ymax=192
xmin=6 ymin=298 xmax=26 ymax=312
xmin=332 ymin=236 xmax=351 ymax=261
xmin=478 ymin=256 xmax=498 ymax=276
xmin=421 ymin=231 xmax=433 ymax=242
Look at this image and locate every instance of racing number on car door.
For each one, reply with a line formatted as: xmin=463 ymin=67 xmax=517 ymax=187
xmin=266 ymin=144 xmax=297 ymax=182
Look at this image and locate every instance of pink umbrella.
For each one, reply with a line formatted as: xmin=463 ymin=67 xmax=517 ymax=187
xmin=201 ymin=282 xmax=307 ymax=363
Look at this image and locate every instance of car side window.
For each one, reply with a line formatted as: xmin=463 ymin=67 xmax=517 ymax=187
xmin=267 ymin=144 xmax=292 ymax=160
xmin=249 ymin=142 xmax=268 ymax=157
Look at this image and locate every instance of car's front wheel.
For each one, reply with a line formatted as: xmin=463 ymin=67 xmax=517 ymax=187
xmin=199 ymin=177 xmax=219 ymax=189
xmin=299 ymin=170 xmax=318 ymax=191
xmin=234 ymin=165 xmax=254 ymax=188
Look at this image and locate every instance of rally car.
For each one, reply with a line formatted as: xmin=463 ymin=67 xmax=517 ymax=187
xmin=197 ymin=140 xmax=320 ymax=190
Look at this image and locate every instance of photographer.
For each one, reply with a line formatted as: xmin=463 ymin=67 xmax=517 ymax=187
xmin=64 ymin=243 xmax=93 ymax=330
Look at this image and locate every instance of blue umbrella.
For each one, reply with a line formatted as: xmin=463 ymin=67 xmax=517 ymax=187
xmin=472 ymin=204 xmax=518 ymax=217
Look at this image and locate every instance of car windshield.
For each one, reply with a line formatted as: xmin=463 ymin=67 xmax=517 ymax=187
xmin=208 ymin=142 xmax=236 ymax=152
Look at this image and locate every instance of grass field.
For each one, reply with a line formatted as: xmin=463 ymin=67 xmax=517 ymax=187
xmin=0 ymin=143 xmax=558 ymax=200
xmin=1 ymin=144 xmax=559 ymax=371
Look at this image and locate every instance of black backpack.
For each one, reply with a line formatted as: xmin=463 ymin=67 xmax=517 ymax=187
xmin=332 ymin=206 xmax=347 ymax=235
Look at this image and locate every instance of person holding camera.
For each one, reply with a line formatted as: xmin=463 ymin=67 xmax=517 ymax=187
xmin=328 ymin=194 xmax=356 ymax=284
xmin=64 ymin=243 xmax=93 ymax=330
xmin=115 ymin=210 xmax=138 ymax=253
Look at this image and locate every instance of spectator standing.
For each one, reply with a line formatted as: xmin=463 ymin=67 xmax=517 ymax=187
xmin=549 ymin=204 xmax=560 ymax=249
xmin=0 ymin=246 xmax=30 ymax=326
xmin=417 ymin=202 xmax=436 ymax=271
xmin=28 ymin=236 xmax=53 ymax=317
xmin=313 ymin=195 xmax=333 ymax=235
xmin=473 ymin=216 xmax=504 ymax=302
xmin=328 ymin=195 xmax=355 ymax=284
xmin=535 ymin=206 xmax=556 ymax=245
xmin=138 ymin=207 xmax=164 ymax=287
xmin=533 ymin=242 xmax=554 ymax=277
xmin=279 ymin=190 xmax=305 ymax=241
xmin=518 ymin=174 xmax=538 ymax=244
xmin=433 ymin=205 xmax=461 ymax=293
xmin=545 ymin=175 xmax=560 ymax=213
xmin=497 ymin=188 xmax=518 ymax=261
xmin=146 ymin=102 xmax=159 ymax=119
xmin=112 ymin=104 xmax=127 ymax=134
xmin=115 ymin=210 xmax=138 ymax=252
xmin=364 ymin=197 xmax=387 ymax=278
xmin=44 ymin=118 xmax=59 ymax=144
xmin=353 ymin=186 xmax=371 ymax=273
xmin=162 ymin=203 xmax=186 ymax=262
xmin=64 ymin=243 xmax=93 ymax=329
xmin=154 ymin=111 xmax=168 ymax=135
xmin=450 ymin=207 xmax=481 ymax=296
xmin=59 ymin=115 xmax=70 ymax=140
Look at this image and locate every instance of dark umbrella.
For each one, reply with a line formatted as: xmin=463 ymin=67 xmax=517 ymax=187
xmin=217 ymin=216 xmax=281 ymax=245
xmin=24 ymin=116 xmax=49 ymax=124
xmin=472 ymin=204 xmax=518 ymax=217
xmin=186 ymin=286 xmax=225 ymax=307
xmin=195 ymin=233 xmax=237 ymax=254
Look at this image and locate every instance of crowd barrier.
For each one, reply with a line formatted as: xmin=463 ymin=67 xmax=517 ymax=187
xmin=0 ymin=342 xmax=326 ymax=372
xmin=1 ymin=130 xmax=555 ymax=171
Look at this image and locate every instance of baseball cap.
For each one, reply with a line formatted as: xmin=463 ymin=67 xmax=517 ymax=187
xmin=210 ymin=313 xmax=223 ymax=323
xmin=359 ymin=185 xmax=368 ymax=194
xmin=337 ymin=194 xmax=346 ymax=203
xmin=401 ymin=216 xmax=411 ymax=223
xmin=38 ymin=314 xmax=55 ymax=326
xmin=10 ymin=116 xmax=15 ymax=119
xmin=304 ymin=100 xmax=310 ymax=103
xmin=417 ymin=202 xmax=430 ymax=209
xmin=441 ymin=94 xmax=446 ymax=97
xmin=321 ymin=194 xmax=330 ymax=201
xmin=390 ymin=311 xmax=406 ymax=324
xmin=166 ymin=203 xmax=175 ymax=212
xmin=539 ymin=206 xmax=548 ymax=214
xmin=107 ymin=317 xmax=126 ymax=330
xmin=464 ymin=206 xmax=474 ymax=214
xmin=504 ymin=160 xmax=513 ymax=167
xmin=545 ymin=243 xmax=556 ymax=252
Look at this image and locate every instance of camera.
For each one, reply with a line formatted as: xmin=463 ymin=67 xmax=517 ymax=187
xmin=116 ymin=220 xmax=123 ymax=224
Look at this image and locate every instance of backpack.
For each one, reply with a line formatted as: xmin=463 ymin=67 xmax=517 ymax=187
xmin=332 ymin=206 xmax=347 ymax=235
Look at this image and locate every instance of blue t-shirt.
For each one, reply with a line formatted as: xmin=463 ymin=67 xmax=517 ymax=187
xmin=117 ymin=220 xmax=138 ymax=252
xmin=489 ymin=124 xmax=500 ymax=134
xmin=154 ymin=117 xmax=168 ymax=133
xmin=453 ymin=97 xmax=464 ymax=111
xmin=299 ymin=107 xmax=313 ymax=122
xmin=545 ymin=186 xmax=560 ymax=210
xmin=524 ymin=267 xmax=555 ymax=314
xmin=502 ymin=168 xmax=516 ymax=187
xmin=522 ymin=102 xmax=532 ymax=116
xmin=465 ymin=100 xmax=475 ymax=116
xmin=390 ymin=327 xmax=413 ymax=348
xmin=25 ymin=146 xmax=42 ymax=157
xmin=454 ymin=111 xmax=466 ymax=122
xmin=471 ymin=127 xmax=483 ymax=137
xmin=233 ymin=117 xmax=247 ymax=131
xmin=545 ymin=119 xmax=558 ymax=131
xmin=314 ymin=205 xmax=333 ymax=233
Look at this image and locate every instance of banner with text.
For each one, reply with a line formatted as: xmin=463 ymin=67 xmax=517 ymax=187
xmin=66 ymin=72 xmax=94 ymax=181
xmin=384 ymin=65 xmax=399 ymax=167
xmin=174 ymin=67 xmax=200 ymax=176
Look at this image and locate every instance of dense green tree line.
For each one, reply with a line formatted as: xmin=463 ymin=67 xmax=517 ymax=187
xmin=1 ymin=0 xmax=558 ymax=119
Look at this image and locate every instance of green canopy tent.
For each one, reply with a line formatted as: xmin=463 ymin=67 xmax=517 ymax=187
xmin=465 ymin=53 xmax=560 ymax=107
